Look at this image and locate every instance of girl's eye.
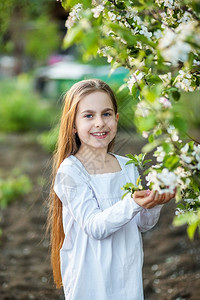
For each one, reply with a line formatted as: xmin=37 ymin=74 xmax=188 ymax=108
xmin=103 ymin=112 xmax=111 ymax=117
xmin=85 ymin=114 xmax=93 ymax=119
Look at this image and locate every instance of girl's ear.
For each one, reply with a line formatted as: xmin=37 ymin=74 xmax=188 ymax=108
xmin=116 ymin=113 xmax=119 ymax=122
xmin=73 ymin=126 xmax=77 ymax=134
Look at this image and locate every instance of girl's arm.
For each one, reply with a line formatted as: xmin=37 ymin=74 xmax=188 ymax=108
xmin=54 ymin=166 xmax=144 ymax=240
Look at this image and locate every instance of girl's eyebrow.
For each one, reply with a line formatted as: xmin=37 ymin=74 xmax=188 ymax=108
xmin=81 ymin=108 xmax=114 ymax=114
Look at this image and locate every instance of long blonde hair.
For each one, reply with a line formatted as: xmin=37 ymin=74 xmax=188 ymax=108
xmin=48 ymin=79 xmax=118 ymax=288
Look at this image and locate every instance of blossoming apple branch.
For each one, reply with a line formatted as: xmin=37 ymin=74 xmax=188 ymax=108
xmin=59 ymin=0 xmax=200 ymax=239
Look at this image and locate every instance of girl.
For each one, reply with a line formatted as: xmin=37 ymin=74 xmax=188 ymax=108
xmin=48 ymin=79 xmax=175 ymax=300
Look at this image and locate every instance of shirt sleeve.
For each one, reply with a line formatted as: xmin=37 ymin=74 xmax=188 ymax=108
xmin=54 ymin=165 xmax=143 ymax=240
xmin=134 ymin=204 xmax=163 ymax=232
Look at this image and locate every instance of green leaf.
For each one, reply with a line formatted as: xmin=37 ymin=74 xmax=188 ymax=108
xmin=121 ymin=191 xmax=129 ymax=200
xmin=163 ymin=155 xmax=180 ymax=169
xmin=171 ymin=90 xmax=181 ymax=101
xmin=190 ymin=178 xmax=199 ymax=192
xmin=136 ymin=176 xmax=141 ymax=186
xmin=175 ymin=187 xmax=182 ymax=203
xmin=143 ymin=159 xmax=152 ymax=165
xmin=187 ymin=221 xmax=199 ymax=240
xmin=131 ymin=86 xmax=140 ymax=101
xmin=146 ymin=74 xmax=163 ymax=85
xmin=126 ymin=153 xmax=136 ymax=160
xmin=126 ymin=160 xmax=139 ymax=166
xmin=61 ymin=0 xmax=90 ymax=9
xmin=171 ymin=116 xmax=188 ymax=133
xmin=177 ymin=203 xmax=185 ymax=210
xmin=162 ymin=142 xmax=172 ymax=153
xmin=82 ymin=29 xmax=99 ymax=57
xmin=142 ymin=84 xmax=163 ymax=103
xmin=109 ymin=23 xmax=137 ymax=47
xmin=63 ymin=26 xmax=83 ymax=49
xmin=148 ymin=134 xmax=154 ymax=143
xmin=136 ymin=114 xmax=157 ymax=131
xmin=142 ymin=138 xmax=162 ymax=153
xmin=138 ymin=153 xmax=145 ymax=160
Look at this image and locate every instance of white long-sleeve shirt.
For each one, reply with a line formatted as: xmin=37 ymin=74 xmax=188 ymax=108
xmin=54 ymin=154 xmax=162 ymax=300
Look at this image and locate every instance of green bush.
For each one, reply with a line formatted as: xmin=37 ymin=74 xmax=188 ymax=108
xmin=0 ymin=75 xmax=57 ymax=132
xmin=0 ymin=174 xmax=32 ymax=209
xmin=37 ymin=125 xmax=59 ymax=153
xmin=25 ymin=15 xmax=60 ymax=63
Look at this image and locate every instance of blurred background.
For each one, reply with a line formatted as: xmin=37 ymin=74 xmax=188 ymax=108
xmin=0 ymin=1 xmax=199 ymax=300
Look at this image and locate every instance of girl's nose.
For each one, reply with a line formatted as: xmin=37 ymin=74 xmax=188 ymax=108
xmin=95 ymin=116 xmax=105 ymax=127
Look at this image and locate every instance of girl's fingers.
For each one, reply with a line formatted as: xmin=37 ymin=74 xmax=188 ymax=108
xmin=133 ymin=190 xmax=151 ymax=198
xmin=154 ymin=191 xmax=160 ymax=202
xmin=133 ymin=189 xmax=175 ymax=209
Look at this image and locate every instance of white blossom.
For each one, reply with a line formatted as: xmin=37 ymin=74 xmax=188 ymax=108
xmin=158 ymin=21 xmax=198 ymax=66
xmin=178 ymin=11 xmax=192 ymax=23
xmin=193 ymin=59 xmax=200 ymax=66
xmin=133 ymin=15 xmax=143 ymax=26
xmin=180 ymin=154 xmax=193 ymax=164
xmin=125 ymin=7 xmax=138 ymax=19
xmin=167 ymin=126 xmax=179 ymax=142
xmin=98 ymin=47 xmax=113 ymax=63
xmin=180 ymin=144 xmax=191 ymax=165
xmin=156 ymin=0 xmax=180 ymax=9
xmin=154 ymin=146 xmax=166 ymax=162
xmin=65 ymin=3 xmax=82 ymax=29
xmin=159 ymin=72 xmax=172 ymax=87
xmin=146 ymin=168 xmax=178 ymax=194
xmin=193 ymin=145 xmax=200 ymax=161
xmin=159 ymin=97 xmax=172 ymax=108
xmin=174 ymin=167 xmax=191 ymax=189
xmin=175 ymin=208 xmax=185 ymax=216
xmin=163 ymin=0 xmax=174 ymax=9
xmin=127 ymin=71 xmax=144 ymax=92
xmin=108 ymin=11 xmax=116 ymax=21
xmin=139 ymin=25 xmax=152 ymax=40
xmin=181 ymin=143 xmax=189 ymax=153
xmin=174 ymin=70 xmax=194 ymax=92
xmin=91 ymin=4 xmax=104 ymax=18
xmin=158 ymin=29 xmax=175 ymax=49
xmin=184 ymin=198 xmax=196 ymax=205
xmin=193 ymin=145 xmax=200 ymax=170
xmin=136 ymin=101 xmax=150 ymax=117
xmin=142 ymin=131 xmax=149 ymax=138
xmin=154 ymin=29 xmax=163 ymax=39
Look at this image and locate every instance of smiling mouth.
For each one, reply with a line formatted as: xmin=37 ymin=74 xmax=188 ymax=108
xmin=91 ymin=131 xmax=109 ymax=137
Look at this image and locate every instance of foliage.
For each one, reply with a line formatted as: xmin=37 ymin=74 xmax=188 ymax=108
xmin=125 ymin=153 xmax=151 ymax=170
xmin=0 ymin=76 xmax=56 ymax=132
xmin=60 ymin=0 xmax=200 ymax=239
xmin=0 ymin=0 xmax=60 ymax=65
xmin=38 ymin=126 xmax=59 ymax=153
xmin=0 ymin=173 xmax=32 ymax=209
xmin=0 ymin=1 xmax=13 ymax=37
xmin=25 ymin=15 xmax=60 ymax=63
xmin=121 ymin=176 xmax=144 ymax=199
xmin=121 ymin=153 xmax=151 ymax=196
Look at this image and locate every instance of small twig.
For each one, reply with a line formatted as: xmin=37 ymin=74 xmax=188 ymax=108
xmin=185 ymin=132 xmax=200 ymax=145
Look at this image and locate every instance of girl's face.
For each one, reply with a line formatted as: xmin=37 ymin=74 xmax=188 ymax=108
xmin=74 ymin=91 xmax=119 ymax=152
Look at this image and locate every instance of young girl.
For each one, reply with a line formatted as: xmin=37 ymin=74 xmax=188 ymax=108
xmin=48 ymin=79 xmax=175 ymax=300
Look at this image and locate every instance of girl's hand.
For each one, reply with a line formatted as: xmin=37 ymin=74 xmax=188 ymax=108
xmin=132 ymin=189 xmax=176 ymax=209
